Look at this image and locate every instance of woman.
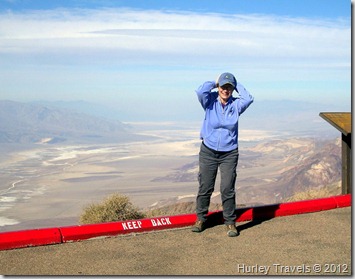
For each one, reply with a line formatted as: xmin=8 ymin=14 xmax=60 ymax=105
xmin=192 ymin=72 xmax=254 ymax=237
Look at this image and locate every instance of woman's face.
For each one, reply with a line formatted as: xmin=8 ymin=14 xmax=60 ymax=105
xmin=218 ymin=84 xmax=234 ymax=104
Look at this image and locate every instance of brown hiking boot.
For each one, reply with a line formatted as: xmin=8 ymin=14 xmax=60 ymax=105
xmin=191 ymin=220 xmax=205 ymax=233
xmin=226 ymin=224 xmax=239 ymax=237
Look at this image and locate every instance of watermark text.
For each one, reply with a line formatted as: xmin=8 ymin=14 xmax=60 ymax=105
xmin=236 ymin=263 xmax=349 ymax=275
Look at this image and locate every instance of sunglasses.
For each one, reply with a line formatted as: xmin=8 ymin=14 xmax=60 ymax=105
xmin=220 ymin=84 xmax=234 ymax=91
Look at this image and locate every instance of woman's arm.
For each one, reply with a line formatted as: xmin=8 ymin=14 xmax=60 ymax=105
xmin=195 ymin=81 xmax=218 ymax=110
xmin=235 ymin=83 xmax=254 ymax=114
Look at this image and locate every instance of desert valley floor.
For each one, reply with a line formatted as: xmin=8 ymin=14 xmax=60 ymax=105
xmin=0 ymin=122 xmax=340 ymax=232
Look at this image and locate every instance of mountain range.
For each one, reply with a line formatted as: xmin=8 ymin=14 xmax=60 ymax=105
xmin=29 ymin=99 xmax=350 ymax=134
xmin=0 ymin=100 xmax=143 ymax=144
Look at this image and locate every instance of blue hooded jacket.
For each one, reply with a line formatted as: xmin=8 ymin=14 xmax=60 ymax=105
xmin=196 ymin=81 xmax=254 ymax=152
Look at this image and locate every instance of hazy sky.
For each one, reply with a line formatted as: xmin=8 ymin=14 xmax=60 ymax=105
xmin=0 ymin=0 xmax=351 ymax=120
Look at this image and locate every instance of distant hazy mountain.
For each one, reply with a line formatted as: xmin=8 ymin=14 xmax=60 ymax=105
xmin=1 ymin=98 xmax=348 ymax=143
xmin=0 ymin=100 xmax=137 ymax=144
xmin=32 ymin=100 xmax=124 ymax=122
xmin=33 ymin=99 xmax=349 ymax=134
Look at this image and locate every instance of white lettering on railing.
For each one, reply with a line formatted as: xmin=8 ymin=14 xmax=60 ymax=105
xmin=151 ymin=217 xmax=172 ymax=227
xmin=122 ymin=220 xmax=142 ymax=230
xmin=121 ymin=217 xmax=172 ymax=230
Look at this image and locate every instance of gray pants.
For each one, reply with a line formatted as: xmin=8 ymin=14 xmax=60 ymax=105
xmin=196 ymin=142 xmax=239 ymax=225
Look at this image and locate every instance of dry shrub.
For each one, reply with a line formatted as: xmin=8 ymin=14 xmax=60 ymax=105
xmin=80 ymin=193 xmax=145 ymax=224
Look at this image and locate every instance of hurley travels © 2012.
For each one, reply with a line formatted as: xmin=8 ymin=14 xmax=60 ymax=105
xmin=236 ymin=263 xmax=349 ymax=275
